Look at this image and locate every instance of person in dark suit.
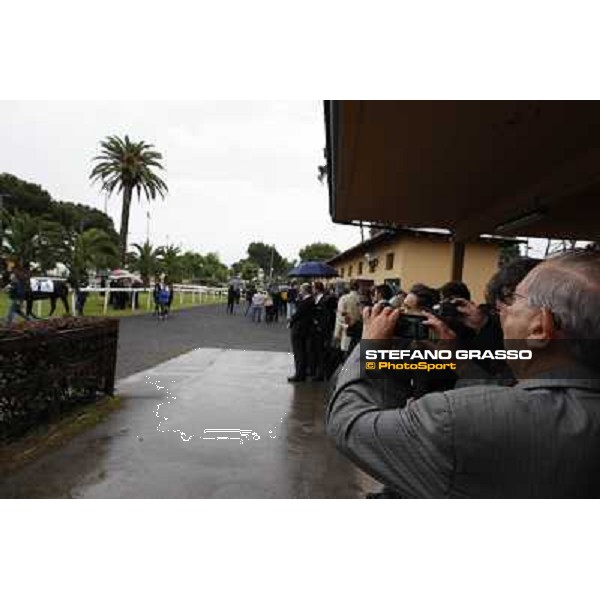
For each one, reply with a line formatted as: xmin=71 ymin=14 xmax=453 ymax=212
xmin=287 ymin=283 xmax=313 ymax=383
xmin=309 ymin=281 xmax=333 ymax=381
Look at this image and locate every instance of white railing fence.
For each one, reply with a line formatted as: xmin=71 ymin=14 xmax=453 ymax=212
xmin=69 ymin=285 xmax=228 ymax=315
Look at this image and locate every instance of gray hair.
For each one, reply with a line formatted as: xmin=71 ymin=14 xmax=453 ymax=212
xmin=525 ymin=249 xmax=600 ymax=367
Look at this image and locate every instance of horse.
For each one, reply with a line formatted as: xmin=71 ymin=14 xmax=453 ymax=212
xmin=25 ymin=278 xmax=70 ymax=318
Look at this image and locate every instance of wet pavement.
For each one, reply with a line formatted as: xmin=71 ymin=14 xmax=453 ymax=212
xmin=116 ymin=303 xmax=291 ymax=379
xmin=0 ymin=348 xmax=378 ymax=498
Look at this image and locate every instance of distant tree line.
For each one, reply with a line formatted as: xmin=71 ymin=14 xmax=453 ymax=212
xmin=2 ymin=170 xmax=343 ymax=288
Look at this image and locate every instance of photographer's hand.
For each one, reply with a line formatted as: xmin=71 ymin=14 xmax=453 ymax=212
xmin=422 ymin=312 xmax=457 ymax=342
xmin=362 ymin=302 xmax=401 ymax=340
xmin=454 ymin=299 xmax=488 ymax=332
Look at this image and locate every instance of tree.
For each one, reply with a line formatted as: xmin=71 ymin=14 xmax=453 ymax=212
xmin=230 ymin=258 xmax=260 ymax=281
xmin=1 ymin=210 xmax=65 ymax=270
xmin=0 ymin=173 xmax=119 ymax=244
xmin=298 ymin=242 xmax=340 ymax=263
xmin=89 ymin=135 xmax=168 ymax=265
xmin=498 ymin=242 xmax=521 ymax=266
xmin=246 ymin=242 xmax=293 ymax=277
xmin=128 ymin=241 xmax=164 ymax=285
xmin=200 ymin=252 xmax=229 ymax=284
xmin=317 ymin=147 xmax=328 ymax=184
xmin=65 ymin=228 xmax=119 ymax=285
xmin=0 ymin=172 xmax=53 ymax=216
xmin=50 ymin=200 xmax=119 ymax=245
xmin=179 ymin=251 xmax=204 ymax=282
xmin=161 ymin=244 xmax=182 ymax=282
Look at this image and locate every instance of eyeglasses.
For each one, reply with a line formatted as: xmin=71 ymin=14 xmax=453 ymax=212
xmin=494 ymin=290 xmax=563 ymax=329
xmin=497 ymin=290 xmax=528 ymax=307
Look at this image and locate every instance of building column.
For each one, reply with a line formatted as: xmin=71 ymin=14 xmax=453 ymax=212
xmin=451 ymin=241 xmax=465 ymax=281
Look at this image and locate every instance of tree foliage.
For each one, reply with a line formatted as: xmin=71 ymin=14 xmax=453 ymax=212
xmin=499 ymin=243 xmax=521 ymax=266
xmin=245 ymin=242 xmax=294 ymax=277
xmin=89 ymin=135 xmax=168 ymax=264
xmin=230 ymin=258 xmax=261 ymax=281
xmin=2 ymin=208 xmax=118 ymax=283
xmin=1 ymin=211 xmax=64 ymax=270
xmin=160 ymin=249 xmax=228 ymax=284
xmin=161 ymin=244 xmax=182 ymax=282
xmin=0 ymin=172 xmax=53 ymax=215
xmin=0 ymin=172 xmax=119 ymax=244
xmin=127 ymin=241 xmax=164 ymax=285
xmin=298 ymin=242 xmax=339 ymax=263
xmin=65 ymin=228 xmax=119 ymax=286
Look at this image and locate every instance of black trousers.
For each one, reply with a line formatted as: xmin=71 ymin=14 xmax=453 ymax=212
xmin=309 ymin=334 xmax=327 ymax=379
xmin=291 ymin=333 xmax=310 ymax=378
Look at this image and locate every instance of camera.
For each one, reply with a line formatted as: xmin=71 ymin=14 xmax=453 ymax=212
xmin=382 ymin=298 xmax=465 ymax=340
xmin=431 ymin=300 xmax=461 ymax=319
xmin=382 ymin=297 xmax=430 ymax=340
xmin=431 ymin=298 xmax=475 ymax=339
xmin=395 ymin=314 xmax=429 ymax=340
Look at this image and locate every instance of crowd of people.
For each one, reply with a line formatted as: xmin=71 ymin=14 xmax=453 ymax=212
xmin=276 ymin=256 xmax=554 ymax=387
xmin=326 ymin=248 xmax=600 ymax=498
xmin=226 ymin=283 xmax=290 ymax=322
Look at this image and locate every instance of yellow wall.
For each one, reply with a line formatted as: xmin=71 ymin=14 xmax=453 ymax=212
xmin=398 ymin=238 xmax=453 ymax=290
xmin=463 ymin=242 xmax=500 ymax=303
xmin=331 ymin=236 xmax=502 ymax=303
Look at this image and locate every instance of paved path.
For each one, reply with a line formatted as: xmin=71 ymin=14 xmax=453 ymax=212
xmin=116 ymin=303 xmax=291 ymax=379
xmin=0 ymin=304 xmax=379 ymax=498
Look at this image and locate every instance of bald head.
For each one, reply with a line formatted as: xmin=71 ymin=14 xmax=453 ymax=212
xmin=522 ymin=249 xmax=600 ymax=367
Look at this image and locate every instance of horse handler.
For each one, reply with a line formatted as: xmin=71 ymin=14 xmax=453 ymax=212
xmin=5 ymin=269 xmax=30 ymax=324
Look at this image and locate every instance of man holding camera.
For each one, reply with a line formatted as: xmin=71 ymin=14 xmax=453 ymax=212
xmin=326 ymin=249 xmax=600 ymax=498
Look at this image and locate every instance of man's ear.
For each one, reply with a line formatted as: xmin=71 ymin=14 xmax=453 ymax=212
xmin=526 ymin=308 xmax=555 ymax=347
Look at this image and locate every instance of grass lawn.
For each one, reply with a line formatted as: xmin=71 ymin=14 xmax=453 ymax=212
xmin=0 ymin=290 xmax=226 ymax=320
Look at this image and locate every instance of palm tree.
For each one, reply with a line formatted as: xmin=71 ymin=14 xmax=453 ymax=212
xmin=128 ymin=241 xmax=164 ymax=285
xmin=2 ymin=210 xmax=65 ymax=270
xmin=89 ymin=135 xmax=168 ymax=265
xmin=65 ymin=228 xmax=119 ymax=286
xmin=161 ymin=244 xmax=182 ymax=282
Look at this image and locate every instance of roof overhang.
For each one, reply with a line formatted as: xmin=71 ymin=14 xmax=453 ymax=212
xmin=325 ymin=101 xmax=600 ymax=241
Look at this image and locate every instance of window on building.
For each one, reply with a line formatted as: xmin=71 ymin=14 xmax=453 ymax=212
xmin=358 ymin=261 xmax=363 ymax=275
xmin=340 ymin=267 xmax=344 ymax=278
xmin=369 ymin=260 xmax=377 ymax=273
xmin=386 ymin=252 xmax=394 ymax=270
xmin=348 ymin=265 xmax=353 ymax=277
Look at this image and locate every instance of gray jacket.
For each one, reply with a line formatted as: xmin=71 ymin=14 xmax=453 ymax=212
xmin=326 ymin=346 xmax=600 ymax=498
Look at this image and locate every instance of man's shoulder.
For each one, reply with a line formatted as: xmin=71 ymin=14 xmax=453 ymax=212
xmin=405 ymin=385 xmax=513 ymax=413
xmin=435 ymin=379 xmax=600 ymax=417
xmin=442 ymin=384 xmax=519 ymax=403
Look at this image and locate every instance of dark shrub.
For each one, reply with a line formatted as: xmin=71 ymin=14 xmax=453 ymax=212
xmin=0 ymin=317 xmax=119 ymax=440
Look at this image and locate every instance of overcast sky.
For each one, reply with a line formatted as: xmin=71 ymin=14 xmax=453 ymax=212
xmin=0 ymin=100 xmax=363 ymax=265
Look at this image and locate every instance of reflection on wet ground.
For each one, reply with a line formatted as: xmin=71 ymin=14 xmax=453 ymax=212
xmin=0 ymin=349 xmax=377 ymax=498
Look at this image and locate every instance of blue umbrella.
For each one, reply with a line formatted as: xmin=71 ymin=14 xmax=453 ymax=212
xmin=288 ymin=261 xmax=338 ymax=278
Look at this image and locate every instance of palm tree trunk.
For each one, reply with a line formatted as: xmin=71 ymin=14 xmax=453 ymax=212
xmin=119 ymin=186 xmax=133 ymax=265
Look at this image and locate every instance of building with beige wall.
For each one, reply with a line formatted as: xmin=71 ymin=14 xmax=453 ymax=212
xmin=327 ymin=229 xmax=516 ymax=303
